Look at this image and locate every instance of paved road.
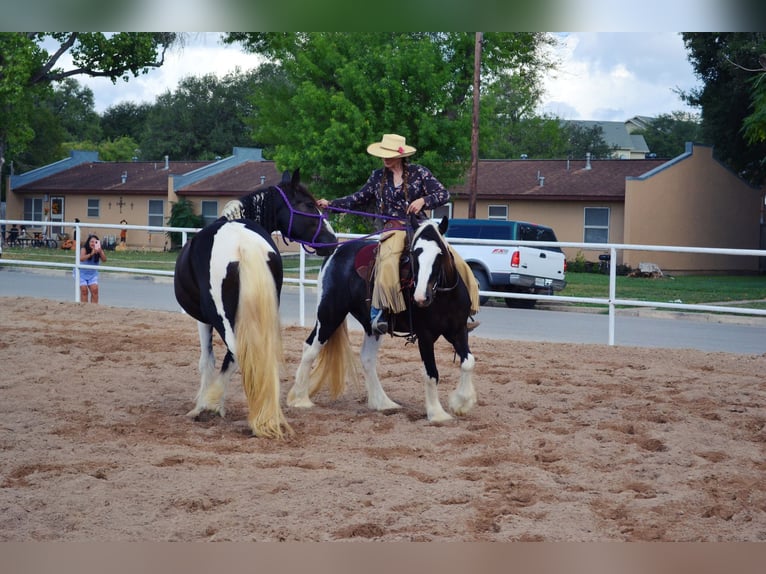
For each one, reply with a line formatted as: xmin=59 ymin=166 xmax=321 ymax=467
xmin=1 ymin=266 xmax=765 ymax=355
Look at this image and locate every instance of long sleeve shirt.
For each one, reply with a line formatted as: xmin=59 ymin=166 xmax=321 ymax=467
xmin=330 ymin=163 xmax=450 ymax=223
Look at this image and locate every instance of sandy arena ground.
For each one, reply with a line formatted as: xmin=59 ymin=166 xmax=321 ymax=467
xmin=1 ymin=296 xmax=764 ymax=541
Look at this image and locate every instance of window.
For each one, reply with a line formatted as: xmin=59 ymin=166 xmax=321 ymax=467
xmin=148 ymin=199 xmax=165 ymax=228
xmin=584 ymin=207 xmax=610 ymax=243
xmin=87 ymin=198 xmax=100 ymax=218
xmin=23 ymin=198 xmax=44 ymax=221
xmin=201 ymin=200 xmax=218 ymax=227
xmin=487 ymin=205 xmax=508 ymax=220
xmin=431 ymin=203 xmax=451 ymax=220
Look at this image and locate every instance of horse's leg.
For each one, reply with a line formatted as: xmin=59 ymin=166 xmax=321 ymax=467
xmin=444 ymin=330 xmax=477 ymax=416
xmin=288 ymin=325 xmax=320 ymax=408
xmin=418 ymin=335 xmax=452 ymax=422
xmin=187 ymin=321 xmax=228 ymax=418
xmin=360 ymin=333 xmax=400 ymax=411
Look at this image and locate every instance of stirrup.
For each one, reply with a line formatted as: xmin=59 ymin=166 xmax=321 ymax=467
xmin=371 ymin=308 xmax=389 ymax=335
xmin=466 ymin=319 xmax=481 ymax=332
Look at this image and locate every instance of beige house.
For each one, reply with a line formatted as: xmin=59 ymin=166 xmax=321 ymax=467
xmin=6 ymin=147 xmax=285 ymax=250
xmin=7 ymin=143 xmax=764 ymax=273
xmin=446 ymin=143 xmax=764 ymax=273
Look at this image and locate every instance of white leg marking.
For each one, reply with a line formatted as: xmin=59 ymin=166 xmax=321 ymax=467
xmin=361 ymin=334 xmax=400 ymax=411
xmin=187 ymin=322 xmax=227 ymax=418
xmin=425 ymin=376 xmax=452 ymax=422
xmin=288 ymin=340 xmax=319 ymax=408
xmin=449 ymin=353 xmax=477 ymax=415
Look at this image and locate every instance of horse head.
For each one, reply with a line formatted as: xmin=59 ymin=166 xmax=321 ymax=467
xmin=275 ymin=169 xmax=337 ymax=257
xmin=409 ymin=214 xmax=453 ymax=308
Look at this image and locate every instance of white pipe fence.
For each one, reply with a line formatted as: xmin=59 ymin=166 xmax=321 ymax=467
xmin=3 ymin=219 xmax=766 ymax=345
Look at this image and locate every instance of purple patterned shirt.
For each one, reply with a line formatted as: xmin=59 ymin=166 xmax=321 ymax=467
xmin=330 ymin=163 xmax=450 ymax=222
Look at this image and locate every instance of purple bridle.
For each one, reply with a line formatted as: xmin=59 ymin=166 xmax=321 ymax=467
xmin=274 ymin=185 xmax=338 ymax=253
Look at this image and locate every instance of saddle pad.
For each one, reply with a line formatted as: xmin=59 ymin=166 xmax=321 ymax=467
xmin=354 ymin=243 xmax=377 ymax=279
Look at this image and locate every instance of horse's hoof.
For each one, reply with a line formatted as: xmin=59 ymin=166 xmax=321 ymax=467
xmin=449 ymin=392 xmax=477 ymax=415
xmin=428 ymin=411 xmax=453 ymax=423
xmin=287 ymin=396 xmax=315 ymax=408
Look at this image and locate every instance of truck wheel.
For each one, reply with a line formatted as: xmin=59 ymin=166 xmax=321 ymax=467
xmin=471 ymin=268 xmax=490 ymax=305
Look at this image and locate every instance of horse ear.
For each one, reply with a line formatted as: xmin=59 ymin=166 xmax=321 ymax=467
xmin=281 ymin=170 xmax=291 ymax=184
xmin=408 ymin=212 xmax=420 ymax=231
xmin=439 ymin=215 xmax=449 ymax=235
xmin=291 ymin=168 xmax=301 ymax=188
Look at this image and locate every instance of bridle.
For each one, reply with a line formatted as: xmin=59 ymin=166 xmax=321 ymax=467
xmin=273 ymin=185 xmax=337 ymax=254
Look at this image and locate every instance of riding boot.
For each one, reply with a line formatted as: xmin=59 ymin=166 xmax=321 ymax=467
xmin=370 ymin=306 xmax=389 ymax=335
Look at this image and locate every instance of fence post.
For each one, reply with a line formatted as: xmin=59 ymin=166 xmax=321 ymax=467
xmin=607 ymin=246 xmax=617 ymax=345
xmin=73 ymin=224 xmax=81 ymax=302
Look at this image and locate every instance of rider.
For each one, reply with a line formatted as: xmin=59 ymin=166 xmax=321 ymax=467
xmin=317 ymin=133 xmax=479 ymax=335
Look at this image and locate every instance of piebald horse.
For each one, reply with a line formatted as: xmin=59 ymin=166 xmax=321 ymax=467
xmin=288 ymin=215 xmax=477 ymax=422
xmin=174 ymin=169 xmax=336 ymax=437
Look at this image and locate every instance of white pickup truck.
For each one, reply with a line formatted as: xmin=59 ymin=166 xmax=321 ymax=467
xmin=442 ymin=218 xmax=567 ymax=308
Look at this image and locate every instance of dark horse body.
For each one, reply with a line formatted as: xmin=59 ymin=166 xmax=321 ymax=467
xmin=174 ymin=169 xmax=336 ymax=437
xmin=288 ymin=216 xmax=477 ymax=421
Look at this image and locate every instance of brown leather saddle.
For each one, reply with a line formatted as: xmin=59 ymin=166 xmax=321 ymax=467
xmin=353 ymin=242 xmax=413 ymax=310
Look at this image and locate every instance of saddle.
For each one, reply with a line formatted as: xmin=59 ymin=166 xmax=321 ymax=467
xmin=353 ymin=242 xmax=413 ymax=309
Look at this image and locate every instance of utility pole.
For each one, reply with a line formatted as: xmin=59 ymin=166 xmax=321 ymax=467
xmin=468 ymin=32 xmax=482 ymax=219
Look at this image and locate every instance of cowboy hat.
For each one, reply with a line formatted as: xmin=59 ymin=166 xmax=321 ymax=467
xmin=366 ymin=133 xmax=416 ymax=158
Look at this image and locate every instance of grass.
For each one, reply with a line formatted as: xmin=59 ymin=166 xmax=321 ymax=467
xmin=0 ymin=245 xmax=324 ymax=276
xmin=560 ymin=272 xmax=766 ymax=307
xmin=3 ymin=246 xmax=765 ymax=310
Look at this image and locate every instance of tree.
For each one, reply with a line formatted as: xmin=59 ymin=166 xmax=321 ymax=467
xmin=632 ymin=111 xmax=705 ymax=158
xmin=741 ymin=54 xmax=766 ymax=144
xmin=0 ymin=32 xmax=177 ymax=198
xmin=681 ymin=33 xmax=766 ymax=185
xmin=223 ymin=32 xmax=556 ymax=207
xmin=101 ymin=101 xmax=152 ymax=145
xmin=139 ymin=70 xmax=258 ymax=160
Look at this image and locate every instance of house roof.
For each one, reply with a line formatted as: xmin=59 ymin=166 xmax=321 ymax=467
xmin=450 ymin=157 xmax=668 ymax=202
xmin=12 ymin=160 xmax=214 ymax=195
xmin=179 ymin=161 xmax=284 ymax=196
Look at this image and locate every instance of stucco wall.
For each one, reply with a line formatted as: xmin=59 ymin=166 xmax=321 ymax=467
xmin=624 ymin=145 xmax=761 ymax=273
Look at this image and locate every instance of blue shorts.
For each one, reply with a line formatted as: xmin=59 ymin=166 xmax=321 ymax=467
xmin=75 ymin=268 xmax=99 ymax=286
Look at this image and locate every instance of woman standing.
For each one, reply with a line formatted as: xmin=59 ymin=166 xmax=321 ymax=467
xmin=78 ymin=234 xmax=107 ymax=303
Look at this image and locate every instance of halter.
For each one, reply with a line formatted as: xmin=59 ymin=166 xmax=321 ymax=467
xmin=273 ymin=185 xmax=337 ymax=254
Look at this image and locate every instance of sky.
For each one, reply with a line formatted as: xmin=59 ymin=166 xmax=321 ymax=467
xmin=76 ymin=32 xmax=701 ymax=123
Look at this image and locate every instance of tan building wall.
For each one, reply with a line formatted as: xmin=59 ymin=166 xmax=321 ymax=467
xmin=624 ymin=145 xmax=761 ymax=273
xmin=449 ymin=198 xmax=626 ymax=264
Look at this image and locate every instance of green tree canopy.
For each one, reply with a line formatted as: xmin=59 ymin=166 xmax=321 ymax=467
xmin=139 ymin=70 xmax=258 ymax=160
xmin=0 ymin=32 xmax=177 ymax=197
xmin=681 ymin=32 xmax=766 ymax=185
xmin=223 ymin=32 xmax=556 ymax=200
xmin=632 ymin=111 xmax=705 ymax=158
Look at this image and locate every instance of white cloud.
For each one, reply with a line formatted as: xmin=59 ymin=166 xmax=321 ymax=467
xmin=72 ymin=32 xmax=702 ymax=123
xmin=538 ymin=32 xmax=701 ymax=121
xmin=76 ymin=33 xmax=263 ymax=113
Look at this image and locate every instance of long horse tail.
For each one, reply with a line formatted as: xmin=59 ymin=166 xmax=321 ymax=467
xmin=309 ymin=321 xmax=361 ymax=399
xmin=235 ymin=238 xmax=291 ymax=438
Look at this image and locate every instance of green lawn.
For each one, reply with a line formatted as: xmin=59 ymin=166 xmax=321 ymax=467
xmin=560 ymin=272 xmax=766 ymax=307
xmin=0 ymin=246 xmax=324 ymax=275
xmin=3 ymin=246 xmax=765 ymax=309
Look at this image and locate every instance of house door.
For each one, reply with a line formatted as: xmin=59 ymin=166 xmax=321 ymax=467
xmin=50 ymin=196 xmax=64 ymax=237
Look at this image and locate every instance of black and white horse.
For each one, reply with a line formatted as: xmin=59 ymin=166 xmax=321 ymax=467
xmin=174 ymin=169 xmax=336 ymax=438
xmin=288 ymin=215 xmax=477 ymax=422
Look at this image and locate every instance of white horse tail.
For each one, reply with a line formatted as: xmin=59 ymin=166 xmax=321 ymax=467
xmin=310 ymin=321 xmax=360 ymax=399
xmin=236 ymin=237 xmax=291 ymax=438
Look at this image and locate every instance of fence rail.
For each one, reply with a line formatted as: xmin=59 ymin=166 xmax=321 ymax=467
xmin=3 ymin=219 xmax=766 ymax=345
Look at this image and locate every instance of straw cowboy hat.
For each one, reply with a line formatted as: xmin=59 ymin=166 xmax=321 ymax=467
xmin=367 ymin=133 xmax=417 ymax=158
